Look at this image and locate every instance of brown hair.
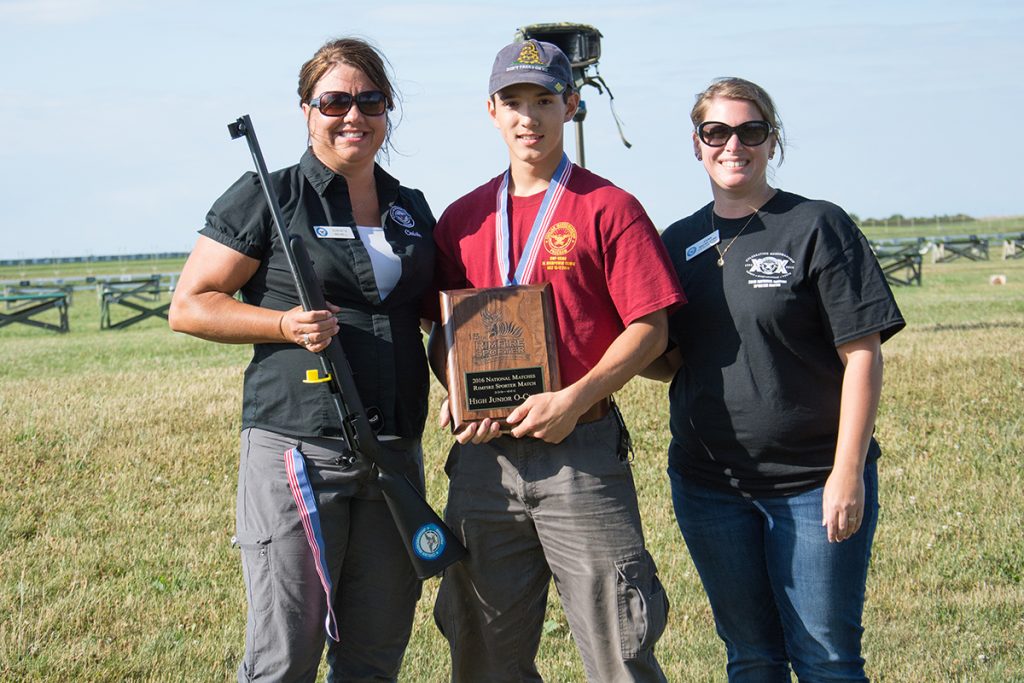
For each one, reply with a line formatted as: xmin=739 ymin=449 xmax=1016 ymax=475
xmin=298 ymin=37 xmax=399 ymax=157
xmin=691 ymin=77 xmax=785 ymax=163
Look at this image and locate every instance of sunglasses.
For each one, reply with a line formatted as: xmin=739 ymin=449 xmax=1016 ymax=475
xmin=697 ymin=120 xmax=773 ymax=147
xmin=308 ymin=90 xmax=389 ymax=117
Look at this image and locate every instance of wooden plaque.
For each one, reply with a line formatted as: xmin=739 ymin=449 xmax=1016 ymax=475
xmin=440 ymin=283 xmax=561 ymax=431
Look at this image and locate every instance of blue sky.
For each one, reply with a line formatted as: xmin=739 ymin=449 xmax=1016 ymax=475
xmin=1 ymin=0 xmax=1021 ymax=258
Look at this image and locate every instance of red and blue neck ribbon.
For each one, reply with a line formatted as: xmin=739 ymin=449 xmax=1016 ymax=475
xmin=495 ymin=153 xmax=572 ymax=286
xmin=284 ymin=448 xmax=340 ymax=642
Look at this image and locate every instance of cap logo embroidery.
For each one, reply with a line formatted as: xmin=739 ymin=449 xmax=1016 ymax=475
xmin=515 ymin=42 xmax=544 ymax=66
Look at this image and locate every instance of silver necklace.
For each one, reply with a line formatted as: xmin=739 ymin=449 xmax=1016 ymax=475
xmin=712 ymin=210 xmax=759 ymax=267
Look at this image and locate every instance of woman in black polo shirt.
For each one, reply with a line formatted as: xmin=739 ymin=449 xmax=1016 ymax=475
xmin=170 ymin=38 xmax=434 ymax=681
xmin=652 ymin=78 xmax=905 ymax=681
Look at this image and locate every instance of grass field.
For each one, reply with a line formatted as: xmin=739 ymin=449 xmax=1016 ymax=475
xmin=1 ymin=247 xmax=1022 ymax=681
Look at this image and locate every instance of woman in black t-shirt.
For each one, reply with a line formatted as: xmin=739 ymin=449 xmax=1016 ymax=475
xmin=650 ymin=78 xmax=904 ymax=682
xmin=169 ymin=38 xmax=434 ymax=681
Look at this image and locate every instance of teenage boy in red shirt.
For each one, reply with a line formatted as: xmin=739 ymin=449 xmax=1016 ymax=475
xmin=427 ymin=40 xmax=685 ymax=682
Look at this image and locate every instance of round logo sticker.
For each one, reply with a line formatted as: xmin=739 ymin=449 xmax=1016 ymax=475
xmin=315 ymin=226 xmax=329 ymax=237
xmin=413 ymin=523 xmax=446 ymax=560
xmin=389 ymin=205 xmax=415 ymax=229
xmin=544 ymin=222 xmax=577 ymax=256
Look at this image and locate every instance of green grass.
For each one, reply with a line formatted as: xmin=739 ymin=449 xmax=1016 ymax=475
xmin=1 ymin=251 xmax=1022 ymax=681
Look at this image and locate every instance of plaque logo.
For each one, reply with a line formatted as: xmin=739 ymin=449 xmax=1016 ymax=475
xmin=474 ymin=304 xmax=525 ymax=362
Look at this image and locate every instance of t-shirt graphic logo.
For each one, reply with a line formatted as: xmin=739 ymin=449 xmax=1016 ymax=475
xmin=745 ymin=252 xmax=795 ymax=289
xmin=544 ymin=222 xmax=577 ymax=256
xmin=746 ymin=254 xmax=792 ymax=278
xmin=516 ymin=42 xmax=544 ymax=65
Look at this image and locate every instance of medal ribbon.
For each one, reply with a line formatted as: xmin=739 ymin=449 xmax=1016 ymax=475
xmin=284 ymin=447 xmax=341 ymax=642
xmin=495 ymin=153 xmax=572 ymax=286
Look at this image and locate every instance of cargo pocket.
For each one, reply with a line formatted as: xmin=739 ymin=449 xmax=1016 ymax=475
xmin=236 ymin=530 xmax=274 ymax=615
xmin=615 ymin=550 xmax=669 ymax=660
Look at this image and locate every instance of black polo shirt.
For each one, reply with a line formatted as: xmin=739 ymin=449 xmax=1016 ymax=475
xmin=662 ymin=191 xmax=905 ymax=496
xmin=201 ymin=148 xmax=435 ymax=438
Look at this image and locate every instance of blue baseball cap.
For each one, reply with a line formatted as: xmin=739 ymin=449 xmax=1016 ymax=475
xmin=488 ymin=40 xmax=573 ymax=96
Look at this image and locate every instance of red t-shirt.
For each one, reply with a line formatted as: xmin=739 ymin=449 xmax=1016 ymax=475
xmin=431 ymin=164 xmax=686 ymax=386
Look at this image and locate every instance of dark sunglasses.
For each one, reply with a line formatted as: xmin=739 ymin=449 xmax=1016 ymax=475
xmin=697 ymin=120 xmax=773 ymax=147
xmin=308 ymin=90 xmax=389 ymax=117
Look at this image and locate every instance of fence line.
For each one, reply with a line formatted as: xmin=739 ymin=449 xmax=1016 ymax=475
xmin=0 ymin=252 xmax=189 ymax=267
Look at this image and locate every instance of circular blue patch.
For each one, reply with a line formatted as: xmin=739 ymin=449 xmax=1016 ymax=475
xmin=389 ymin=205 xmax=415 ymax=229
xmin=315 ymin=226 xmax=329 ymax=237
xmin=413 ymin=523 xmax=446 ymax=560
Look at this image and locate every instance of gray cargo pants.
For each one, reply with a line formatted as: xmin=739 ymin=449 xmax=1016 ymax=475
xmin=433 ymin=412 xmax=668 ymax=682
xmin=235 ymin=427 xmax=422 ymax=683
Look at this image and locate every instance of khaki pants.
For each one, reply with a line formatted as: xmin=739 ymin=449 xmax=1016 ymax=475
xmin=235 ymin=427 xmax=422 ymax=682
xmin=434 ymin=412 xmax=668 ymax=683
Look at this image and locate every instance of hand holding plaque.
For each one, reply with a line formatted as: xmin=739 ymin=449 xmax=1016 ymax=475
xmin=440 ymin=283 xmax=561 ymax=432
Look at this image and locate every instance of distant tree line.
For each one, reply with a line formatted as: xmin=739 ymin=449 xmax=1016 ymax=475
xmin=849 ymin=213 xmax=975 ymax=226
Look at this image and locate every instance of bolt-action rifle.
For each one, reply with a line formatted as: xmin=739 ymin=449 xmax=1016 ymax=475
xmin=227 ymin=115 xmax=466 ymax=578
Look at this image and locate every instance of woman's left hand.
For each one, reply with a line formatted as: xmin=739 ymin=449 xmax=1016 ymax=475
xmin=822 ymin=467 xmax=865 ymax=543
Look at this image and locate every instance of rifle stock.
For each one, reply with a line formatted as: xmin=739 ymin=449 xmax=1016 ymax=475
xmin=228 ymin=115 xmax=466 ymax=579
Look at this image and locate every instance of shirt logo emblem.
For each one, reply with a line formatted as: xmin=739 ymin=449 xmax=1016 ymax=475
xmin=745 ymin=252 xmax=795 ymax=289
xmin=541 ymin=221 xmax=578 ymax=272
xmin=389 ymin=205 xmax=415 ymax=229
xmin=543 ymin=222 xmax=577 ymax=256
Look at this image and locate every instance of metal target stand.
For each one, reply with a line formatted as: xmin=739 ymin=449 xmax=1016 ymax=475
xmin=514 ymin=23 xmax=631 ymax=168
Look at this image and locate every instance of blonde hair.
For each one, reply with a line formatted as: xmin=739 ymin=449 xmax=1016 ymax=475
xmin=691 ymin=77 xmax=785 ymax=163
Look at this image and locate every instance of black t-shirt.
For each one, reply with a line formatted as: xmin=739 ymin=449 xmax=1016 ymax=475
xmin=200 ymin=148 xmax=435 ymax=438
xmin=661 ymin=190 xmax=905 ymax=496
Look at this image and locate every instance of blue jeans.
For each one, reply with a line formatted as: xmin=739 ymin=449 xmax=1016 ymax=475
xmin=670 ymin=462 xmax=878 ymax=683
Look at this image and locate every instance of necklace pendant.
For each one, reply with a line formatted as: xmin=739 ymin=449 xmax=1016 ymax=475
xmin=717 ymin=257 xmax=724 ymax=267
